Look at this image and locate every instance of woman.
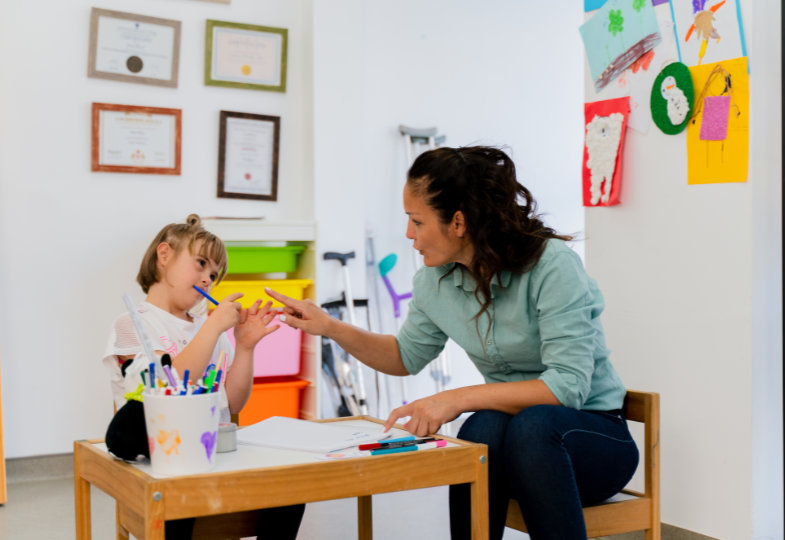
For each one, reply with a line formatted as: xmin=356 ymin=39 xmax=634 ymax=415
xmin=266 ymin=146 xmax=638 ymax=540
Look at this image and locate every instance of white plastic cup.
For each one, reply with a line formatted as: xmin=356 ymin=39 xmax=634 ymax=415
xmin=143 ymin=392 xmax=221 ymax=476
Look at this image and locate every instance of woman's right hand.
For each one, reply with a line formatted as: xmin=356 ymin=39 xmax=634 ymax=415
xmin=264 ymin=288 xmax=334 ymax=337
xmin=209 ymin=292 xmax=243 ymax=333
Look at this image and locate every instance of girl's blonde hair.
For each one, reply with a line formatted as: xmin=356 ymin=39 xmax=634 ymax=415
xmin=137 ymin=214 xmax=228 ymax=293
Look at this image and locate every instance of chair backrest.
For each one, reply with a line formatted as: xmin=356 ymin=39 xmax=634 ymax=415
xmin=623 ymin=390 xmax=660 ymax=503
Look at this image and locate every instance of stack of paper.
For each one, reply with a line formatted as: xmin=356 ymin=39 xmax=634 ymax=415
xmin=237 ymin=416 xmax=391 ymax=453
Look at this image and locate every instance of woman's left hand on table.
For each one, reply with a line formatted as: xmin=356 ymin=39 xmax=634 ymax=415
xmin=383 ymin=392 xmax=461 ymax=437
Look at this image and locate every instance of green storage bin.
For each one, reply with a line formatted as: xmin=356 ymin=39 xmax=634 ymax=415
xmin=226 ymin=244 xmax=306 ymax=274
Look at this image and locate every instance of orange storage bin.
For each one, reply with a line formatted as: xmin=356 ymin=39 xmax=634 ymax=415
xmin=238 ymin=377 xmax=310 ymax=427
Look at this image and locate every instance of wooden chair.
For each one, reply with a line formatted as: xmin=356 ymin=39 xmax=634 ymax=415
xmin=505 ymin=390 xmax=661 ymax=540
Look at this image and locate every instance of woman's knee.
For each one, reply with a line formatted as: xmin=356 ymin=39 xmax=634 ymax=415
xmin=456 ymin=410 xmax=511 ymax=448
xmin=505 ymin=405 xmax=564 ymax=446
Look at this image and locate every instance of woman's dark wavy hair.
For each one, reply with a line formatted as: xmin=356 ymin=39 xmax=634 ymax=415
xmin=406 ymin=146 xmax=571 ymax=322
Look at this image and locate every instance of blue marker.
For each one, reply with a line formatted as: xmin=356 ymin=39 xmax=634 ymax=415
xmin=193 ymin=285 xmax=219 ymax=306
xmin=149 ymin=362 xmax=156 ymax=389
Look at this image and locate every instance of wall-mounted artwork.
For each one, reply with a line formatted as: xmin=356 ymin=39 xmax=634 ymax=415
xmin=88 ymin=8 xmax=181 ymax=88
xmin=651 ymin=61 xmax=694 ymax=134
xmin=582 ymin=97 xmax=630 ymax=207
xmin=217 ymin=111 xmax=280 ymax=201
xmin=91 ymin=102 xmax=182 ymax=175
xmin=686 ymin=56 xmax=748 ymax=184
xmin=205 ymin=20 xmax=288 ymax=92
xmin=671 ymin=0 xmax=746 ymax=66
xmin=580 ymin=0 xmax=662 ymax=92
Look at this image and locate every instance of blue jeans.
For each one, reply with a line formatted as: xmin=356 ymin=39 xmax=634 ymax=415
xmin=449 ymin=406 xmax=639 ymax=540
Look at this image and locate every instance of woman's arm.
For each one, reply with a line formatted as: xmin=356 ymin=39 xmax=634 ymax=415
xmin=383 ymin=379 xmax=560 ymax=436
xmin=265 ymin=288 xmax=408 ymax=376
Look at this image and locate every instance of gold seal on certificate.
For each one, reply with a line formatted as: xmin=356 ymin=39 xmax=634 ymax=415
xmin=205 ymin=20 xmax=288 ymax=93
xmin=218 ymin=112 xmax=280 ymax=200
xmin=91 ymin=103 xmax=182 ymax=175
xmin=88 ymin=8 xmax=181 ymax=88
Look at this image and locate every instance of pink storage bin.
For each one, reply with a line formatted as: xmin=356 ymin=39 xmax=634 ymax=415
xmin=226 ymin=315 xmax=302 ymax=377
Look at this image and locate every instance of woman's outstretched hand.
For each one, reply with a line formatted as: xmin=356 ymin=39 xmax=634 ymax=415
xmin=264 ymin=287 xmax=335 ymax=337
xmin=383 ymin=391 xmax=462 ymax=437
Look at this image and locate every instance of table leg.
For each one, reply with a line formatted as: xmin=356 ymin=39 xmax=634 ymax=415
xmin=73 ymin=450 xmax=91 ymax=540
xmin=144 ymin=489 xmax=166 ymax=540
xmin=357 ymin=495 xmax=373 ymax=540
xmin=470 ymin=453 xmax=489 ymax=540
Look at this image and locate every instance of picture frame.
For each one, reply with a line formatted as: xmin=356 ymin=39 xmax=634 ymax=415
xmin=217 ymin=111 xmax=280 ymax=201
xmin=91 ymin=102 xmax=182 ymax=175
xmin=88 ymin=8 xmax=181 ymax=88
xmin=205 ymin=20 xmax=288 ymax=93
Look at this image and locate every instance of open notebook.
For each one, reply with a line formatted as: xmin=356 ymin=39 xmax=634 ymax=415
xmin=237 ymin=416 xmax=392 ymax=454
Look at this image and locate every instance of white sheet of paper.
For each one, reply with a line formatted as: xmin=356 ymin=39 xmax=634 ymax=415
xmin=237 ymin=416 xmax=392 ymax=453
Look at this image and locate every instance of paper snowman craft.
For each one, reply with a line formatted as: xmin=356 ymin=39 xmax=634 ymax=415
xmin=651 ymin=62 xmax=694 ymax=135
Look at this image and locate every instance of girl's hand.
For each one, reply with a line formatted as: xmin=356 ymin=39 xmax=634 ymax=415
xmin=234 ymin=300 xmax=279 ymax=350
xmin=209 ymin=292 xmax=243 ymax=333
xmin=264 ymin=288 xmax=335 ymax=337
xmin=382 ymin=392 xmax=462 ymax=437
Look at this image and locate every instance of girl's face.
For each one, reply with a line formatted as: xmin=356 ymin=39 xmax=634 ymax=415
xmin=403 ymin=183 xmax=473 ymax=267
xmin=158 ymin=241 xmax=221 ymax=308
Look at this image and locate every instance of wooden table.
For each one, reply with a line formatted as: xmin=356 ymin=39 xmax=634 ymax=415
xmin=74 ymin=417 xmax=489 ymax=539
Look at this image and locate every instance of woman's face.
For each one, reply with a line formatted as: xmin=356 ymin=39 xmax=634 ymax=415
xmin=403 ymin=183 xmax=473 ymax=267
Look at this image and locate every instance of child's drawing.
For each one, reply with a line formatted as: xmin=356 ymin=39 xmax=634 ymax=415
xmin=672 ymin=0 xmax=746 ymax=66
xmin=582 ymin=97 xmax=630 ymax=207
xmin=580 ymin=0 xmax=662 ymax=92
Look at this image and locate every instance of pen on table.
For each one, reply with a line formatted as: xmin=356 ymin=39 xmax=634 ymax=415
xmin=359 ymin=437 xmax=436 ymax=451
xmin=371 ymin=440 xmax=447 ymax=456
xmin=193 ymin=285 xmax=219 ymax=306
xmin=357 ymin=435 xmax=414 ymax=451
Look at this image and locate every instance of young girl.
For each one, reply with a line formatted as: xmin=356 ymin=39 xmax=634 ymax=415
xmin=103 ymin=214 xmax=304 ymax=539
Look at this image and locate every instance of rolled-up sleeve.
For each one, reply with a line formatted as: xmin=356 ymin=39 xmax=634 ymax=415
xmin=395 ymin=276 xmax=448 ymax=375
xmin=532 ymin=251 xmax=602 ymax=409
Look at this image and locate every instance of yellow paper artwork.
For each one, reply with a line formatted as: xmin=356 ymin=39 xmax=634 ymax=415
xmin=686 ymin=56 xmax=748 ymax=185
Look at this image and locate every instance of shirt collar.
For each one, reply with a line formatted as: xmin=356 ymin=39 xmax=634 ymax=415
xmin=438 ymin=264 xmax=512 ymax=298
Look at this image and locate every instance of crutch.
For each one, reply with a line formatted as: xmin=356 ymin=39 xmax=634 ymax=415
xmin=378 ymin=254 xmax=413 ymax=407
xmin=323 ymin=251 xmax=369 ymax=415
xmin=398 ymin=125 xmax=452 ymax=403
xmin=365 ymin=229 xmax=390 ymax=417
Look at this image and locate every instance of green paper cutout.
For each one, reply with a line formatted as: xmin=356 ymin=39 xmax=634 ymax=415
xmin=651 ymin=62 xmax=694 ymax=135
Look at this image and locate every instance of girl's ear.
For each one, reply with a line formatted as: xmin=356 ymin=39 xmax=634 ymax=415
xmin=451 ymin=211 xmax=467 ymax=238
xmin=156 ymin=242 xmax=172 ymax=267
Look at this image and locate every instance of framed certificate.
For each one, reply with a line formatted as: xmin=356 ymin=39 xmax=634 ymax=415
xmin=217 ymin=111 xmax=280 ymax=201
xmin=88 ymin=8 xmax=181 ymax=88
xmin=205 ymin=20 xmax=287 ymax=93
xmin=91 ymin=103 xmax=182 ymax=175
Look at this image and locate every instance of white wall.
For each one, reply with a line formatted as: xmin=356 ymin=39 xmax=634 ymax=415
xmin=313 ymin=0 xmax=585 ymax=416
xmin=0 ymin=0 xmax=314 ymax=457
xmin=584 ymin=2 xmax=782 ymax=539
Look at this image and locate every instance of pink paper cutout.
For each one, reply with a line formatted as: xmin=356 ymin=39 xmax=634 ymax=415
xmin=699 ymin=95 xmax=731 ymax=141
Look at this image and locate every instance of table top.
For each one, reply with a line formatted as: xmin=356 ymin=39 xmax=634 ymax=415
xmin=91 ymin=418 xmax=419 ymax=478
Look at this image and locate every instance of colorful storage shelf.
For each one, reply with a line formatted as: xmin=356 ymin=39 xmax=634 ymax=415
xmin=237 ymin=377 xmax=310 ymax=427
xmin=209 ymin=278 xmax=313 ymax=309
xmin=225 ymin=243 xmax=306 ymax=274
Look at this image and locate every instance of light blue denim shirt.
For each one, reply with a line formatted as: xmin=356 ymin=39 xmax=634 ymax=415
xmin=396 ymin=239 xmax=626 ymax=411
